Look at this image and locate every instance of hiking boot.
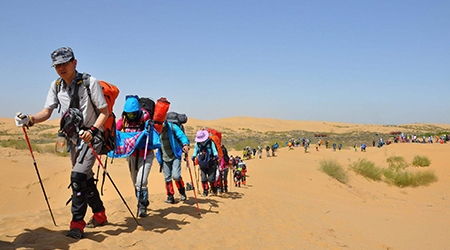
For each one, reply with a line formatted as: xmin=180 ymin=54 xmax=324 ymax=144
xmin=201 ymin=190 xmax=208 ymax=197
xmin=165 ymin=195 xmax=175 ymax=204
xmin=224 ymin=187 xmax=228 ymax=193
xmin=178 ymin=187 xmax=187 ymax=201
xmin=138 ymin=206 xmax=148 ymax=217
xmin=86 ymin=216 xmax=107 ymax=228
xmin=66 ymin=228 xmax=83 ymax=239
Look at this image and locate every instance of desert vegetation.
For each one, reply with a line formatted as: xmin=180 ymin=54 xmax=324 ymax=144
xmin=320 ymin=155 xmax=437 ymax=188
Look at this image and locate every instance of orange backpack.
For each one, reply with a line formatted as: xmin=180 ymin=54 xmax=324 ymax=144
xmin=207 ymin=128 xmax=223 ymax=159
xmin=88 ymin=79 xmax=119 ymax=154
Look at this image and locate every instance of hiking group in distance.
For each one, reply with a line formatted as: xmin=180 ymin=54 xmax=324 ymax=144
xmin=14 ymin=46 xmax=249 ymax=239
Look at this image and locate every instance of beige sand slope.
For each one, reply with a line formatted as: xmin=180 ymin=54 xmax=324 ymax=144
xmin=0 ymin=117 xmax=449 ymax=249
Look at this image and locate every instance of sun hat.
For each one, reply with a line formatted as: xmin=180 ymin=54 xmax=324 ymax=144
xmin=195 ymin=130 xmax=209 ymax=143
xmin=51 ymin=47 xmax=75 ymax=67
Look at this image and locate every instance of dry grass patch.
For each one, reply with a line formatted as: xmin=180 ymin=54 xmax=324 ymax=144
xmin=318 ymin=159 xmax=349 ymax=184
xmin=349 ymin=158 xmax=383 ymax=182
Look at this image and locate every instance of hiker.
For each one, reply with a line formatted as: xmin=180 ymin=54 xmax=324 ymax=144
xmin=238 ymin=161 xmax=247 ymax=186
xmin=15 ymin=47 xmax=108 ymax=239
xmin=271 ymin=142 xmax=279 ymax=156
xmin=156 ymin=119 xmax=190 ymax=204
xmin=116 ymin=95 xmax=153 ymax=217
xmin=192 ymin=130 xmax=219 ymax=197
xmin=304 ymin=140 xmax=309 ymax=153
xmin=217 ymin=145 xmax=230 ymax=193
xmin=361 ymin=143 xmax=367 ymax=152
xmin=265 ymin=145 xmax=270 ymax=157
xmin=234 ymin=166 xmax=242 ymax=187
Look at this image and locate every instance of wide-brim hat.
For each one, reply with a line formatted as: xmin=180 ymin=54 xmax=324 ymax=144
xmin=195 ymin=130 xmax=209 ymax=143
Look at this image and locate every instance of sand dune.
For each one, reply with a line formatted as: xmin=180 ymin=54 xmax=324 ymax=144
xmin=1 ymin=117 xmax=449 ymax=249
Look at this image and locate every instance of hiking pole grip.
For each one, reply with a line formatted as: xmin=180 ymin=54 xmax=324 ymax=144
xmin=22 ymin=126 xmax=57 ymax=226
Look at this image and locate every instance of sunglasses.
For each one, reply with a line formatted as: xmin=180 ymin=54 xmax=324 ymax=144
xmin=124 ymin=111 xmax=139 ymax=121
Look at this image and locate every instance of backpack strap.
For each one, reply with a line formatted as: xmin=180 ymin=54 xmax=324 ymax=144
xmin=81 ymin=73 xmax=100 ymax=116
xmin=70 ymin=80 xmax=82 ymax=109
xmin=56 ymin=78 xmax=62 ymax=113
xmin=55 ymin=73 xmax=84 ymax=112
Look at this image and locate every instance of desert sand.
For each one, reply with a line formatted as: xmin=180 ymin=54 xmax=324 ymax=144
xmin=1 ymin=117 xmax=449 ymax=250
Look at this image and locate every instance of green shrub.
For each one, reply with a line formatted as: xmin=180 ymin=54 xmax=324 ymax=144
xmin=319 ymin=159 xmax=348 ymax=184
xmin=411 ymin=156 xmax=431 ymax=167
xmin=383 ymin=168 xmax=437 ymax=187
xmin=408 ymin=170 xmax=438 ymax=186
xmin=383 ymin=169 xmax=410 ymax=187
xmin=386 ymin=156 xmax=409 ymax=172
xmin=350 ymin=158 xmax=383 ymax=181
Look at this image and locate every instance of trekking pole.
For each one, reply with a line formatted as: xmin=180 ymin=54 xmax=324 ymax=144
xmin=80 ymin=131 xmax=144 ymax=231
xmin=192 ymin=159 xmax=201 ymax=195
xmin=185 ymin=153 xmax=201 ymax=215
xmin=95 ymin=158 xmax=101 ymax=186
xmin=137 ymin=123 xmax=151 ymax=217
xmin=22 ymin=127 xmax=57 ymax=226
xmin=229 ymin=166 xmax=232 ymax=192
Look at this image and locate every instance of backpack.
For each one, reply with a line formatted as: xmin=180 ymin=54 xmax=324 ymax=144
xmin=138 ymin=97 xmax=155 ymax=120
xmin=153 ymin=97 xmax=170 ymax=133
xmin=197 ymin=151 xmax=211 ymax=169
xmin=57 ymin=73 xmax=119 ymax=155
xmin=207 ymin=128 xmax=223 ymax=159
xmin=166 ymin=111 xmax=188 ymax=132
xmin=197 ymin=140 xmax=213 ymax=169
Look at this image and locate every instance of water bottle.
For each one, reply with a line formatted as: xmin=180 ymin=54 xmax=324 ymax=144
xmin=55 ymin=132 xmax=66 ymax=153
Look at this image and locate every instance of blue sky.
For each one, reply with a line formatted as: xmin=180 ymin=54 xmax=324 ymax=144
xmin=1 ymin=1 xmax=449 ymax=124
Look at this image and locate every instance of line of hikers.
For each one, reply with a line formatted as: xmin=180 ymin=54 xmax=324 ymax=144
xmin=243 ymin=143 xmax=279 ymax=159
xmin=14 ymin=46 xmax=248 ymax=240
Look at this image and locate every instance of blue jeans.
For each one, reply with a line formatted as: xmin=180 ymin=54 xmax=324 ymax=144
xmin=162 ymin=158 xmax=182 ymax=182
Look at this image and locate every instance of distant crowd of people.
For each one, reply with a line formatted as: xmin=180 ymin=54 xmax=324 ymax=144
xmin=242 ymin=143 xmax=279 ymax=159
